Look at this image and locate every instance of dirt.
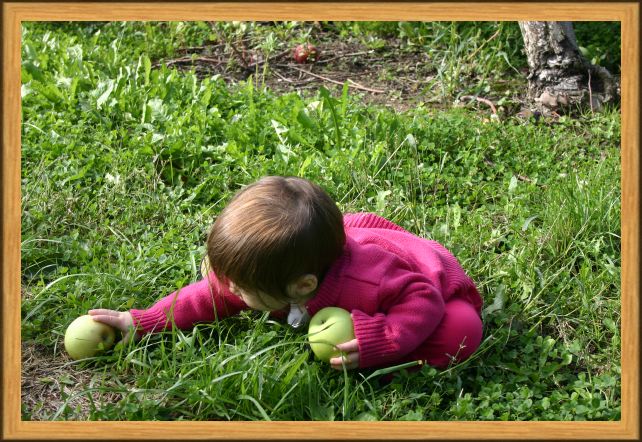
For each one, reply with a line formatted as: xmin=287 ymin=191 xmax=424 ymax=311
xmin=21 ymin=342 xmax=122 ymax=420
xmin=161 ymin=31 xmax=484 ymax=114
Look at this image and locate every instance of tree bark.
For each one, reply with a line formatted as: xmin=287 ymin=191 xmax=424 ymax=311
xmin=519 ymin=21 xmax=618 ymax=112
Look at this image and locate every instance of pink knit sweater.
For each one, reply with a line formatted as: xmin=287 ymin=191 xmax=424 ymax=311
xmin=130 ymin=213 xmax=482 ymax=369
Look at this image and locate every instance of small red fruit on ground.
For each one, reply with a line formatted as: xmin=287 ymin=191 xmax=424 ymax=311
xmin=293 ymin=43 xmax=320 ymax=63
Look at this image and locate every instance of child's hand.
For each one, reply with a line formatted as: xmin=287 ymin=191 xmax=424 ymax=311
xmin=329 ymin=338 xmax=360 ymax=370
xmin=88 ymin=309 xmax=139 ymax=342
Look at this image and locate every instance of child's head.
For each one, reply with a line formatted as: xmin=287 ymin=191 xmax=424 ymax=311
xmin=207 ymin=176 xmax=345 ymax=310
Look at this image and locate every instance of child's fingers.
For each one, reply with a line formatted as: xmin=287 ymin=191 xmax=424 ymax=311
xmin=89 ymin=314 xmax=121 ymax=328
xmin=88 ymin=309 xmax=120 ymax=317
xmin=330 ymin=351 xmax=359 ymax=370
xmin=88 ymin=310 xmax=139 ymax=343
xmin=89 ymin=312 xmax=128 ymax=331
xmin=330 ymin=340 xmax=360 ymax=370
xmin=334 ymin=339 xmax=359 ymax=353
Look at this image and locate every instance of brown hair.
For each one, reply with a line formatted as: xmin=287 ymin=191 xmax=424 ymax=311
xmin=206 ymin=176 xmax=345 ymax=302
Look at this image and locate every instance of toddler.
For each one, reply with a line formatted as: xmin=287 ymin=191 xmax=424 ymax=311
xmin=90 ymin=176 xmax=483 ymax=371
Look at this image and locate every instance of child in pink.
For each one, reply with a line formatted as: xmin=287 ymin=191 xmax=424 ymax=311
xmin=90 ymin=176 xmax=483 ymax=371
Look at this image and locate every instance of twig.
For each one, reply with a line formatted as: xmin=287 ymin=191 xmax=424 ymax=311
xmin=209 ymin=25 xmax=254 ymax=71
xmin=284 ymin=64 xmax=385 ymax=94
xmin=459 ymin=95 xmax=498 ymax=115
xmin=588 ymin=69 xmax=594 ymax=113
xmin=272 ymin=69 xmax=295 ymax=83
xmin=245 ymin=48 xmax=291 ymax=71
xmin=315 ymin=51 xmax=376 ymax=65
xmin=347 ymin=79 xmax=385 ymax=94
xmin=228 ymin=38 xmax=251 ymax=69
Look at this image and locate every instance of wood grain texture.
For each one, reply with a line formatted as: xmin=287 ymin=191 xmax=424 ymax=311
xmin=3 ymin=1 xmax=23 ymax=440
xmin=619 ymin=4 xmax=640 ymax=439
xmin=4 ymin=420 xmax=638 ymax=440
xmin=4 ymin=2 xmax=638 ymax=440
xmin=8 ymin=2 xmax=629 ymax=21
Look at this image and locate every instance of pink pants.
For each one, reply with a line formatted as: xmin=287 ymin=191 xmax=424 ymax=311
xmin=403 ymin=298 xmax=483 ymax=369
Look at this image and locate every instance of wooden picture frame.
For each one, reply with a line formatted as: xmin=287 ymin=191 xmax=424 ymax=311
xmin=3 ymin=2 xmax=639 ymax=440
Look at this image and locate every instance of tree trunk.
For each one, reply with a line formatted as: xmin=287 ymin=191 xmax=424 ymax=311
xmin=519 ymin=21 xmax=619 ymax=112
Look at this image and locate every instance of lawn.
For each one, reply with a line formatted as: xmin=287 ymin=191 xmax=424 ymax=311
xmin=21 ymin=21 xmax=621 ymax=421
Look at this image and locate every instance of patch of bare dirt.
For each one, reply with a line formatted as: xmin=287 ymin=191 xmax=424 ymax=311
xmin=157 ymin=31 xmax=446 ymax=114
xmin=21 ymin=342 xmax=122 ymax=420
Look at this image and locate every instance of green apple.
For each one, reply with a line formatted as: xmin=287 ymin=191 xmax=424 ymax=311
xmin=308 ymin=307 xmax=355 ymax=362
xmin=64 ymin=315 xmax=116 ymax=360
xmin=200 ymin=254 xmax=211 ymax=278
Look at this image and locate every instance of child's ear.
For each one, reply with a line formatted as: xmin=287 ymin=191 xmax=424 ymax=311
xmin=294 ymin=274 xmax=318 ymax=296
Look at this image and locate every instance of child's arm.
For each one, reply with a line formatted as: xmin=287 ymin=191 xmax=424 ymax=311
xmin=128 ymin=273 xmax=247 ymax=335
xmin=350 ymin=258 xmax=446 ymax=369
xmin=90 ymin=273 xmax=247 ymax=339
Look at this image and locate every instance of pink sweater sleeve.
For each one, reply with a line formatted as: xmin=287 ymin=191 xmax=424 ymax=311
xmin=130 ymin=273 xmax=248 ymax=335
xmin=350 ymin=256 xmax=446 ymax=369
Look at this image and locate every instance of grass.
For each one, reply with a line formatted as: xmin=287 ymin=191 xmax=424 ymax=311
xmin=21 ymin=21 xmax=621 ymax=421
